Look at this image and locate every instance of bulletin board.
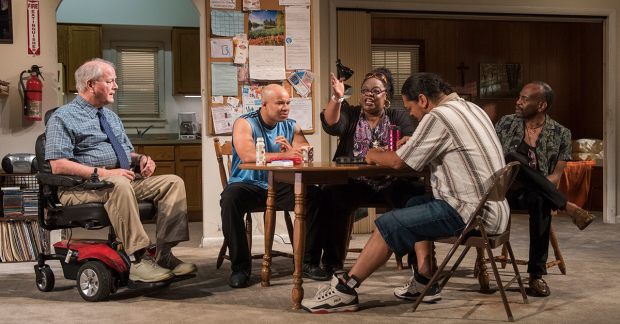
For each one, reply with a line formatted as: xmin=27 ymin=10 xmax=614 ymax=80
xmin=207 ymin=0 xmax=315 ymax=135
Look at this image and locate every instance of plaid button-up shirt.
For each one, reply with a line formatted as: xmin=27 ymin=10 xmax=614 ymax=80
xmin=45 ymin=95 xmax=134 ymax=168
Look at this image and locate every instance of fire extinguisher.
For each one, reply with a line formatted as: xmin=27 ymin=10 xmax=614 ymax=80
xmin=19 ymin=65 xmax=44 ymax=121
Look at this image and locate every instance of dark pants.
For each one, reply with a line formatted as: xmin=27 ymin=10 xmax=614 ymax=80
xmin=504 ymin=152 xmax=569 ymax=275
xmin=220 ymin=182 xmax=322 ymax=272
xmin=319 ymin=178 xmax=426 ymax=268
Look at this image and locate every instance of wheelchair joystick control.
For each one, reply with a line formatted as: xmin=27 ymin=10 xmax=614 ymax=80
xmin=84 ymin=168 xmax=114 ymax=190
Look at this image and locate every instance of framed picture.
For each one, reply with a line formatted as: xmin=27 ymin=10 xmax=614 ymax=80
xmin=0 ymin=0 xmax=12 ymax=44
xmin=480 ymin=63 xmax=523 ymax=99
xmin=459 ymin=93 xmax=471 ymax=101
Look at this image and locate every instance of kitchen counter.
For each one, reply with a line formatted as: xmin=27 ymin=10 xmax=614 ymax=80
xmin=129 ymin=133 xmax=202 ymax=145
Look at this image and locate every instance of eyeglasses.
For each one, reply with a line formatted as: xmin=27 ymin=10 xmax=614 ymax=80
xmin=364 ymin=72 xmax=388 ymax=84
xmin=360 ymin=89 xmax=386 ymax=96
xmin=527 ymin=149 xmax=537 ymax=169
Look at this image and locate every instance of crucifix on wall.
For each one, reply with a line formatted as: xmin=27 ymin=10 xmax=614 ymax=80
xmin=457 ymin=62 xmax=469 ymax=87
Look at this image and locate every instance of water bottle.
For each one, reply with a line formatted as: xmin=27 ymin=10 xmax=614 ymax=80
xmin=256 ymin=137 xmax=265 ymax=165
xmin=388 ymin=125 xmax=401 ymax=151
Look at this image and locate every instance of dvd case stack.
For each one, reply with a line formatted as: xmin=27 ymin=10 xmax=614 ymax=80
xmin=2 ymin=187 xmax=23 ymax=217
xmin=22 ymin=189 xmax=39 ymax=217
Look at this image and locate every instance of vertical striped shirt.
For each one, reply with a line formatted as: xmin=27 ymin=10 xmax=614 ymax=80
xmin=396 ymin=93 xmax=509 ymax=234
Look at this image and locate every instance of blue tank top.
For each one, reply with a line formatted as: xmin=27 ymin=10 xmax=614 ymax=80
xmin=228 ymin=110 xmax=297 ymax=189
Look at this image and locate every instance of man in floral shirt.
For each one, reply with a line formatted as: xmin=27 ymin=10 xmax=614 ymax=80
xmin=495 ymin=81 xmax=595 ymax=297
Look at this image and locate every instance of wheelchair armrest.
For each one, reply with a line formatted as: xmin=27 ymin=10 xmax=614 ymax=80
xmin=36 ymin=173 xmax=83 ymax=187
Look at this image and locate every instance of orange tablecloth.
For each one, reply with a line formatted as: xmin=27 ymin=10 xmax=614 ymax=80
xmin=558 ymin=160 xmax=596 ymax=208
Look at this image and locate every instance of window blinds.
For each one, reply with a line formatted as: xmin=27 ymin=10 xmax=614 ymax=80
xmin=115 ymin=47 xmax=160 ymax=117
xmin=371 ymin=44 xmax=420 ymax=111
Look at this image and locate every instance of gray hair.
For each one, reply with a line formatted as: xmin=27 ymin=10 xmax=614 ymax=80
xmin=74 ymin=58 xmax=116 ymax=93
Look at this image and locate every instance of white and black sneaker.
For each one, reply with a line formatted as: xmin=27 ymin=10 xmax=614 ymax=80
xmin=394 ymin=273 xmax=441 ymax=302
xmin=301 ymin=274 xmax=359 ymax=314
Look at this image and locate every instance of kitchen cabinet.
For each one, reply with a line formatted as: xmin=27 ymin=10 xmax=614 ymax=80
xmin=57 ymin=24 xmax=103 ymax=93
xmin=171 ymin=27 xmax=200 ymax=95
xmin=133 ymin=143 xmax=202 ymax=221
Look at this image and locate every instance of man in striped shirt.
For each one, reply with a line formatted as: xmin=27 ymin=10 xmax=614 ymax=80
xmin=302 ymin=73 xmax=508 ymax=314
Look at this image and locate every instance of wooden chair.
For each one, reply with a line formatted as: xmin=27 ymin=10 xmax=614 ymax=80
xmin=411 ymin=162 xmax=528 ymax=322
xmin=214 ymin=138 xmax=295 ymax=270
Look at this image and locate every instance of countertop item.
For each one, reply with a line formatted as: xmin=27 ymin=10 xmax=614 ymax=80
xmin=129 ymin=133 xmax=201 ymax=145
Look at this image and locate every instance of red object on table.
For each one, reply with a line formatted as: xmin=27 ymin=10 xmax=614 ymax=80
xmin=269 ymin=157 xmax=302 ymax=164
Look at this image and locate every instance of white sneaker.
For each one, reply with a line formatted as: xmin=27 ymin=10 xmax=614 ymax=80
xmin=394 ymin=274 xmax=441 ymax=302
xmin=301 ymin=274 xmax=359 ymax=314
xmin=129 ymin=258 xmax=174 ymax=282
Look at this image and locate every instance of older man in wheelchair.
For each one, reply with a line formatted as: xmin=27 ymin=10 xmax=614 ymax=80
xmin=34 ymin=58 xmax=197 ymax=301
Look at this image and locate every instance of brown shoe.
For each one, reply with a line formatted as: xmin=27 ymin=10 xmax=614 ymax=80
xmin=529 ymin=278 xmax=551 ymax=297
xmin=570 ymin=208 xmax=596 ymax=230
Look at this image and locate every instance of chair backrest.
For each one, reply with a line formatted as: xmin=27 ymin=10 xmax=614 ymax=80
xmin=213 ymin=137 xmax=233 ymax=189
xmin=36 ymin=107 xmax=60 ymax=175
xmin=464 ymin=161 xmax=520 ymax=229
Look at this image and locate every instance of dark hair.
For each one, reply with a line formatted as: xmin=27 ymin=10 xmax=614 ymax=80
xmin=363 ymin=66 xmax=394 ymax=101
xmin=530 ymin=81 xmax=554 ymax=111
xmin=401 ymin=72 xmax=454 ymax=103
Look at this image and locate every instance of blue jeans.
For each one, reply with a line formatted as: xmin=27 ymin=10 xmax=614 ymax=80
xmin=375 ymin=196 xmax=466 ymax=257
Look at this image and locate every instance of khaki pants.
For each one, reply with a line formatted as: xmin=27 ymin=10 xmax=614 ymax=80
xmin=59 ymin=174 xmax=190 ymax=257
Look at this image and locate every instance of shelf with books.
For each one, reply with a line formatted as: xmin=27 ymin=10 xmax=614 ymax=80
xmin=0 ymin=172 xmax=49 ymax=262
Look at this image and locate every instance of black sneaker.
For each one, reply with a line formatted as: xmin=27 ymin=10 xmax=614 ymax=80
xmin=394 ymin=273 xmax=441 ymax=302
xmin=229 ymin=270 xmax=251 ymax=288
xmin=301 ymin=274 xmax=359 ymax=313
xmin=303 ymin=263 xmax=331 ymax=281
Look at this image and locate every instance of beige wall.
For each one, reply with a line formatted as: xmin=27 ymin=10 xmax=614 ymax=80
xmin=0 ymin=0 xmax=62 ymax=156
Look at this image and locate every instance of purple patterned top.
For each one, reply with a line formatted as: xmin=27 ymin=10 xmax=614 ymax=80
xmin=352 ymin=110 xmax=394 ymax=191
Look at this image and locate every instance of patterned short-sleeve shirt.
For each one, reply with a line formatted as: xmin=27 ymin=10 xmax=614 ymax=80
xmin=396 ymin=93 xmax=509 ymax=234
xmin=494 ymin=114 xmax=572 ymax=177
xmin=45 ymin=95 xmax=134 ymax=167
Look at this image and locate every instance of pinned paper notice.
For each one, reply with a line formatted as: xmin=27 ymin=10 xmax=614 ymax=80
xmin=211 ymin=10 xmax=244 ymax=37
xmin=211 ymin=63 xmax=239 ymax=96
xmin=212 ymin=105 xmax=235 ymax=134
xmin=212 ymin=96 xmax=224 ymax=104
xmin=227 ymin=97 xmax=240 ymax=106
xmin=234 ymin=38 xmax=249 ymax=64
xmin=211 ymin=39 xmax=234 ymax=58
xmin=249 ymin=46 xmax=286 ymax=80
xmin=211 ymin=0 xmax=236 ymax=9
xmin=288 ymin=98 xmax=313 ymax=131
xmin=243 ymin=0 xmax=260 ymax=10
xmin=287 ymin=72 xmax=310 ymax=97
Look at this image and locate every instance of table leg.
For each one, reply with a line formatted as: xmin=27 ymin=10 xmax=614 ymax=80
xmin=262 ymin=171 xmax=278 ymax=287
xmin=292 ymin=173 xmax=306 ymax=309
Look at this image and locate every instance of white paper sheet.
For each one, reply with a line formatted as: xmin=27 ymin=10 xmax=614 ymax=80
xmin=210 ymin=39 xmax=234 ymax=58
xmin=285 ymin=6 xmax=311 ymax=70
xmin=211 ymin=63 xmax=239 ymax=96
xmin=249 ymin=46 xmax=286 ymax=80
xmin=212 ymin=105 xmax=235 ymax=134
xmin=212 ymin=96 xmax=224 ymax=104
xmin=279 ymin=0 xmax=310 ymax=5
xmin=288 ymin=98 xmax=313 ymax=130
xmin=211 ymin=0 xmax=236 ymax=9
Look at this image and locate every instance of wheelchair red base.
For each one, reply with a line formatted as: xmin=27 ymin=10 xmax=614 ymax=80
xmin=34 ymin=239 xmax=194 ymax=302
